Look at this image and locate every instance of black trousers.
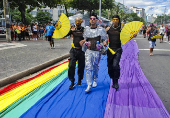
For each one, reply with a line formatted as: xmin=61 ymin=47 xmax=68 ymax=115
xmin=107 ymin=48 xmax=122 ymax=80
xmin=68 ymin=48 xmax=85 ymax=83
xmin=21 ymin=31 xmax=25 ymax=40
xmin=14 ymin=31 xmax=17 ymax=40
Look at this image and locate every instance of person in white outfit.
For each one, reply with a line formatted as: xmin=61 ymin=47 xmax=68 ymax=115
xmin=159 ymin=24 xmax=165 ymax=43
xmin=79 ymin=13 xmax=107 ymax=93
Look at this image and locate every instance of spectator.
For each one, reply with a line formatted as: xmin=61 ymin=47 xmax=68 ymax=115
xmin=146 ymin=23 xmax=159 ymax=56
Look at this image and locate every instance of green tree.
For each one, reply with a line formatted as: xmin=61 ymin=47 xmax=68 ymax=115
xmin=154 ymin=15 xmax=170 ymax=25
xmin=11 ymin=8 xmax=33 ymax=24
xmin=0 ymin=0 xmax=62 ymax=24
xmin=127 ymin=13 xmax=146 ymax=24
xmin=70 ymin=0 xmax=114 ymax=16
xmin=35 ymin=11 xmax=52 ymax=25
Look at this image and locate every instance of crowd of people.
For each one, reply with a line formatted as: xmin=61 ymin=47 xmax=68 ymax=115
xmin=142 ymin=24 xmax=170 ymax=43
xmin=9 ymin=15 xmax=169 ymax=93
xmin=67 ymin=13 xmax=137 ymax=93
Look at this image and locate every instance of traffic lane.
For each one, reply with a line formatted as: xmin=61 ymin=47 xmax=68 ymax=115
xmin=135 ymin=36 xmax=170 ymax=113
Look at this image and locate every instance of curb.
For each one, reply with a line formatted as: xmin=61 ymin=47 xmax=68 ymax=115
xmin=0 ymin=53 xmax=70 ymax=87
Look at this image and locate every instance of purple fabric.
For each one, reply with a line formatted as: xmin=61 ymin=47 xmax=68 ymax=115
xmin=104 ymin=40 xmax=170 ymax=118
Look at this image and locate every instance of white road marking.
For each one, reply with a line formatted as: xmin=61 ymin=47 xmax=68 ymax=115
xmin=0 ymin=43 xmax=27 ymax=51
xmin=139 ymin=49 xmax=170 ymax=51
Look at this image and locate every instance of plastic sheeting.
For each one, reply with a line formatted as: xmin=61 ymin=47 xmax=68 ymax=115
xmin=20 ymin=56 xmax=110 ymax=118
xmin=104 ymin=40 xmax=170 ymax=118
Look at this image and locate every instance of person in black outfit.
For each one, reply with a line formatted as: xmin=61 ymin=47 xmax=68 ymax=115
xmin=106 ymin=15 xmax=136 ymax=90
xmin=68 ymin=17 xmax=85 ymax=90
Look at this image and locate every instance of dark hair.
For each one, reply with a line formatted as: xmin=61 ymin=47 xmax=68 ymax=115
xmin=90 ymin=12 xmax=98 ymax=19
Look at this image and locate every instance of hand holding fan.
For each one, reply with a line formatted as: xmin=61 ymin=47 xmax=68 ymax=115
xmin=53 ymin=13 xmax=71 ymax=39
xmin=120 ymin=21 xmax=143 ymax=45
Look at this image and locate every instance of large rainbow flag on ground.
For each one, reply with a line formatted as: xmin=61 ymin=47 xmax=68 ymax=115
xmin=0 ymin=40 xmax=169 ymax=118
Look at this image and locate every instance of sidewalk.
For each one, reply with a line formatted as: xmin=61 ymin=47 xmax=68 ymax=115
xmin=0 ymin=38 xmax=72 ymax=85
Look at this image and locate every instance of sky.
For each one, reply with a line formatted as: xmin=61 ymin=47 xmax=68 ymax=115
xmin=115 ymin=0 xmax=170 ymax=15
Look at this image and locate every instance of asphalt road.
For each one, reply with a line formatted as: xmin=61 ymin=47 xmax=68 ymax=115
xmin=135 ymin=35 xmax=170 ymax=113
xmin=0 ymin=38 xmax=72 ymax=80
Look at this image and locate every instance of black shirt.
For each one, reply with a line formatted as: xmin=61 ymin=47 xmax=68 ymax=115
xmin=68 ymin=27 xmax=84 ymax=47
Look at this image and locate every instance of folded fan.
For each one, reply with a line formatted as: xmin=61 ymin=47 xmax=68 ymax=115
xmin=151 ymin=35 xmax=163 ymax=39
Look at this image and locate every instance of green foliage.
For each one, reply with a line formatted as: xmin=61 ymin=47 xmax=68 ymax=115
xmin=154 ymin=15 xmax=170 ymax=25
xmin=68 ymin=13 xmax=75 ymax=17
xmin=35 ymin=11 xmax=52 ymax=25
xmin=70 ymin=0 xmax=114 ymax=15
xmin=10 ymin=8 xmax=33 ymax=24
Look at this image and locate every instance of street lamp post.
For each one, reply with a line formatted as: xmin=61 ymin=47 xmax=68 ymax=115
xmin=99 ymin=0 xmax=101 ymax=20
xmin=3 ymin=0 xmax=11 ymax=43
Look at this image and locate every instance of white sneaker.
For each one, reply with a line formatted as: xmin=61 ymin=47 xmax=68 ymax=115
xmin=85 ymin=85 xmax=92 ymax=93
xmin=92 ymin=81 xmax=97 ymax=88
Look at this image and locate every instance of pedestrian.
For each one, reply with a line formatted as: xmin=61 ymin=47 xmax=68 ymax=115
xmin=143 ymin=26 xmax=146 ymax=38
xmin=106 ymin=15 xmax=137 ymax=90
xmin=44 ymin=24 xmax=48 ymax=41
xmin=13 ymin=23 xmax=18 ymax=41
xmin=146 ymin=23 xmax=159 ymax=56
xmin=33 ymin=23 xmax=37 ymax=40
xmin=10 ymin=24 xmax=14 ymax=41
xmin=67 ymin=17 xmax=85 ymax=90
xmin=44 ymin=21 xmax=55 ymax=49
xmin=25 ymin=25 xmax=30 ymax=40
xmin=79 ymin=13 xmax=108 ymax=93
xmin=159 ymin=24 xmax=165 ymax=43
xmin=21 ymin=24 xmax=25 ymax=40
xmin=17 ymin=24 xmax=22 ymax=41
xmin=146 ymin=26 xmax=150 ymax=39
xmin=27 ymin=25 xmax=33 ymax=40
xmin=166 ymin=26 xmax=170 ymax=43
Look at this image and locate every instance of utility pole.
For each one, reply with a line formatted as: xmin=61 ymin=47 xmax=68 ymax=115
xmin=3 ymin=0 xmax=11 ymax=43
xmin=99 ymin=0 xmax=101 ymax=20
xmin=164 ymin=6 xmax=166 ymax=24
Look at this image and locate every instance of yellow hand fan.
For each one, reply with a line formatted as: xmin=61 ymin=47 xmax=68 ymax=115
xmin=71 ymin=43 xmax=75 ymax=48
xmin=120 ymin=21 xmax=143 ymax=45
xmin=53 ymin=13 xmax=71 ymax=39
xmin=151 ymin=35 xmax=163 ymax=39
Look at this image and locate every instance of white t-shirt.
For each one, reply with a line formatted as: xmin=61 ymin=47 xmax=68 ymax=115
xmin=159 ymin=26 xmax=165 ymax=34
xmin=33 ymin=25 xmax=37 ymax=31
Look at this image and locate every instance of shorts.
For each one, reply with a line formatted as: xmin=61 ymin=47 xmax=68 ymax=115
xmin=33 ymin=31 xmax=37 ymax=35
xmin=167 ymin=32 xmax=170 ymax=36
xmin=40 ymin=30 xmax=44 ymax=33
xmin=48 ymin=36 xmax=53 ymax=41
xmin=149 ymin=41 xmax=155 ymax=48
xmin=45 ymin=33 xmax=47 ymax=36
xmin=143 ymin=30 xmax=146 ymax=34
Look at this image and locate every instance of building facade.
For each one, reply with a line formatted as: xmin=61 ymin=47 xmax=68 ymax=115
xmin=130 ymin=6 xmax=146 ymax=21
xmin=30 ymin=5 xmax=66 ymax=22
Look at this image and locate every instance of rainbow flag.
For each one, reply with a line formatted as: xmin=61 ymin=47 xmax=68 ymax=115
xmin=0 ymin=40 xmax=169 ymax=118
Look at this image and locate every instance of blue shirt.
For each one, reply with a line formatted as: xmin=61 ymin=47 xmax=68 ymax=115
xmin=46 ymin=25 xmax=55 ymax=36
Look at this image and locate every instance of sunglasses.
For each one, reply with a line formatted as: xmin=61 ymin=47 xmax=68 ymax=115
xmin=89 ymin=18 xmax=97 ymax=20
xmin=75 ymin=20 xmax=82 ymax=23
xmin=112 ymin=18 xmax=119 ymax=21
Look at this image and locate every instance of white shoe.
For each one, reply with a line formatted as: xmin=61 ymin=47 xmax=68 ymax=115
xmin=85 ymin=85 xmax=92 ymax=93
xmin=92 ymin=81 xmax=97 ymax=88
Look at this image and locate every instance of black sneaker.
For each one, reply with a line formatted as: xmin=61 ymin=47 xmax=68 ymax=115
xmin=69 ymin=82 xmax=75 ymax=90
xmin=112 ymin=79 xmax=119 ymax=90
xmin=114 ymin=83 xmax=119 ymax=90
xmin=76 ymin=80 xmax=82 ymax=86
